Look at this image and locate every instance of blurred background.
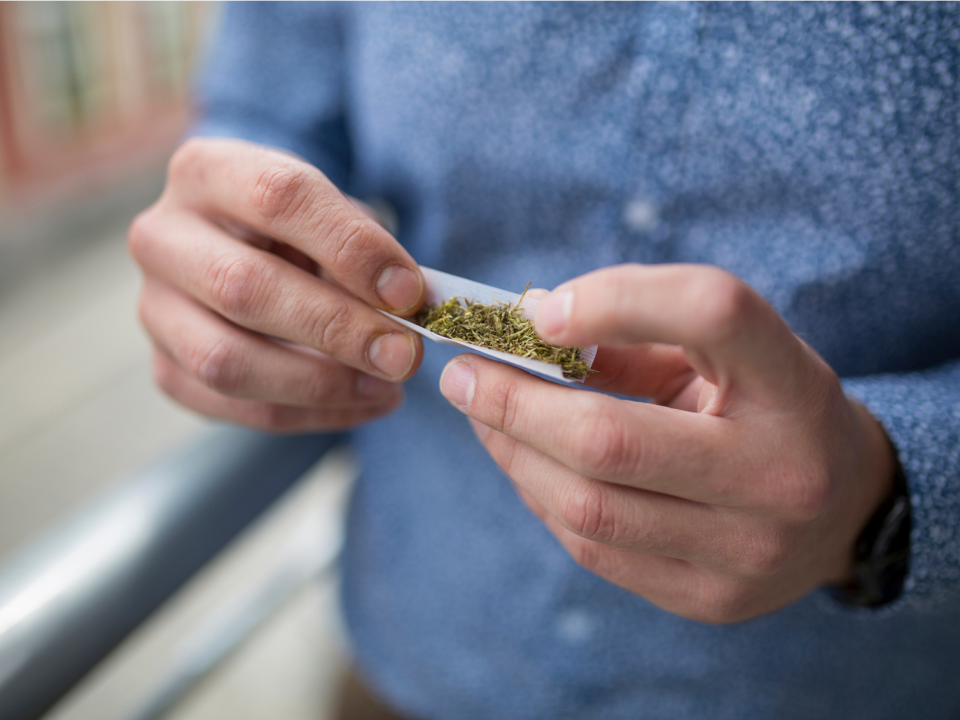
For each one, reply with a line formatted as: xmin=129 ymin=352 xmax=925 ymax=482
xmin=1 ymin=3 xmax=350 ymax=718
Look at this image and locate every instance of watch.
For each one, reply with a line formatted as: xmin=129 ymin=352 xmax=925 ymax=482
xmin=842 ymin=461 xmax=912 ymax=607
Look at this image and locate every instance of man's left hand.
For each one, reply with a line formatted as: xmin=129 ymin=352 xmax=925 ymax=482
xmin=439 ymin=264 xmax=895 ymax=623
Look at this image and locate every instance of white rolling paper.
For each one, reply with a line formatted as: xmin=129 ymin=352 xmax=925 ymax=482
xmin=380 ymin=267 xmax=597 ymax=384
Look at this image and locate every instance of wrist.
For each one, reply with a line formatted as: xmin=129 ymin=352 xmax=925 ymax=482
xmin=835 ymin=400 xmax=911 ymax=605
xmin=826 ymin=400 xmax=897 ymax=586
xmin=851 ymin=399 xmax=898 ymax=528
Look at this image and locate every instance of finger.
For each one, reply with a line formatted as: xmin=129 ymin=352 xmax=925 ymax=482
xmin=472 ymin=420 xmax=732 ymax=567
xmin=534 ymin=264 xmax=816 ymax=404
xmin=585 ymin=343 xmax=699 ymax=405
xmin=130 ymin=209 xmax=423 ymax=381
xmin=525 ymin=287 xmax=699 ymax=404
xmin=514 ymin=484 xmax=550 ymax=521
xmin=167 ymin=138 xmax=424 ymax=315
xmin=538 ymin=513 xmax=741 ymax=624
xmin=152 ymin=349 xmax=403 ymax=432
xmin=442 ymin=355 xmax=744 ymax=507
xmin=468 ymin=418 xmax=550 ymax=520
xmin=214 ymin=218 xmax=320 ymax=275
xmin=140 ymin=279 xmax=402 ymax=407
xmin=468 ymin=419 xmax=555 ymax=523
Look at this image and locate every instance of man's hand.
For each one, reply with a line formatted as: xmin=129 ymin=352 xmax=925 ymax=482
xmin=129 ymin=138 xmax=424 ymax=431
xmin=440 ymin=264 xmax=895 ymax=623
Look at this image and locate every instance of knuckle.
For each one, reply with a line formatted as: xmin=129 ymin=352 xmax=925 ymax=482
xmin=575 ymin=413 xmax=641 ymax=479
xmin=188 ymin=337 xmax=244 ymax=394
xmin=243 ymin=402 xmax=289 ymax=431
xmin=243 ymin=403 xmax=364 ymax=433
xmin=694 ymin=270 xmax=754 ymax=345
xmin=127 ymin=207 xmax=161 ymax=262
xmin=560 ymin=482 xmax=618 ymax=545
xmin=324 ymin=405 xmax=391 ymax=430
xmin=168 ymin=137 xmax=207 ymax=184
xmin=488 ymin=433 xmax=522 ymax=477
xmin=261 ymin=405 xmax=304 ymax=431
xmin=770 ymin=462 xmax=834 ymax=521
xmin=789 ymin=477 xmax=833 ymax=521
xmin=694 ymin=579 xmax=751 ymax=625
xmin=207 ymin=254 xmax=272 ymax=319
xmin=704 ymin=472 xmax=740 ymax=506
xmin=568 ymin=535 xmax=606 ymax=575
xmin=737 ymin=531 xmax=791 ymax=577
xmin=253 ymin=164 xmax=313 ymax=226
xmin=136 ymin=288 xmax=155 ymax=331
xmin=298 ymin=371 xmax=338 ymax=407
xmin=329 ymin=217 xmax=380 ymax=277
xmin=490 ymin=376 xmax=524 ymax=434
xmin=309 ymin=295 xmax=354 ymax=352
xmin=152 ymin=352 xmax=178 ymax=397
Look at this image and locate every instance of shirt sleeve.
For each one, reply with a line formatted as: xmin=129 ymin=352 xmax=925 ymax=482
xmin=190 ymin=2 xmax=352 ymax=189
xmin=841 ymin=359 xmax=960 ymax=613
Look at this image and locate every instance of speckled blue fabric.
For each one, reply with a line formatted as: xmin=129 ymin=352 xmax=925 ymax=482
xmin=196 ymin=3 xmax=960 ymax=718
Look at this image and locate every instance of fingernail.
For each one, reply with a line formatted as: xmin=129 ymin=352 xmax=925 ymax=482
xmin=376 ymin=264 xmax=423 ymax=312
xmin=440 ymin=359 xmax=475 ymax=408
xmin=368 ymin=333 xmax=416 ymax=379
xmin=536 ymin=289 xmax=573 ymax=338
xmin=356 ymin=373 xmax=394 ymax=398
xmin=468 ymin=417 xmax=491 ymax=441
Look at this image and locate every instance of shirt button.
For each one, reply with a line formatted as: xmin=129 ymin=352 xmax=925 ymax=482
xmin=622 ymin=198 xmax=660 ymax=232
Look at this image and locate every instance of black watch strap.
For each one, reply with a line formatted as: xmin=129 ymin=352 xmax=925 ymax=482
xmin=842 ymin=461 xmax=911 ymax=607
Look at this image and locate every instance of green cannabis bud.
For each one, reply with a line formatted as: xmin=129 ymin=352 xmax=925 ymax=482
xmin=417 ymin=287 xmax=595 ymax=380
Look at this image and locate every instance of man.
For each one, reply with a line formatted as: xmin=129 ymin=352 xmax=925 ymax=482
xmin=129 ymin=4 xmax=960 ymax=718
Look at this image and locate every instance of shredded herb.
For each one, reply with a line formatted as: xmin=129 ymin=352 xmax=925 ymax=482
xmin=418 ymin=284 xmax=596 ymax=380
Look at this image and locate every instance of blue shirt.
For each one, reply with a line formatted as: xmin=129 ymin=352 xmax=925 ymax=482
xmin=196 ymin=4 xmax=960 ymax=718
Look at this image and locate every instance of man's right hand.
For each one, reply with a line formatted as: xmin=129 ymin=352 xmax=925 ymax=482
xmin=129 ymin=138 xmax=425 ymax=431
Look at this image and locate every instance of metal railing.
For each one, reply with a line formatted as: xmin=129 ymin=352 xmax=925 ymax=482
xmin=0 ymin=425 xmax=336 ymax=720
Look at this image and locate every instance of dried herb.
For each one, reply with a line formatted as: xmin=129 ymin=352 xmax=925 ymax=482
xmin=418 ymin=284 xmax=596 ymax=380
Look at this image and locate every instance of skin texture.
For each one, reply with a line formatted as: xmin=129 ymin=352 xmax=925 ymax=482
xmin=129 ymin=138 xmax=425 ymax=432
xmin=133 ymin=139 xmax=894 ymax=624
xmin=439 ymin=264 xmax=896 ymax=623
